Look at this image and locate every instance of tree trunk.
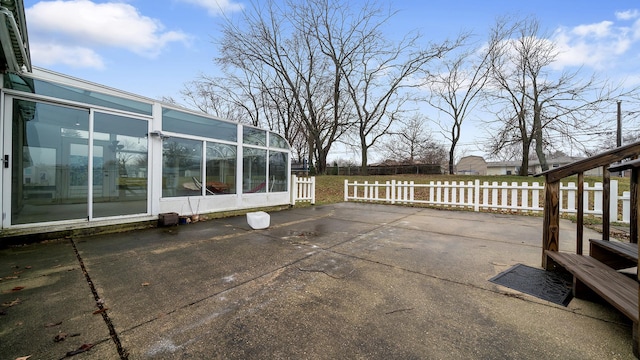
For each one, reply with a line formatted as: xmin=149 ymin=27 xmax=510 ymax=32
xmin=316 ymin=149 xmax=328 ymax=175
xmin=448 ymin=147 xmax=455 ymax=174
xmin=535 ymin=140 xmax=548 ymax=172
xmin=533 ymin=102 xmax=548 ymax=172
xmin=519 ymin=139 xmax=530 ymax=176
xmin=360 ymin=144 xmax=369 ymax=175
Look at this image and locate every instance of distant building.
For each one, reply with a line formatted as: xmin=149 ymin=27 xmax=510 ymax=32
xmin=456 ymin=155 xmax=604 ymax=176
xmin=456 ymin=156 xmax=487 ymax=175
xmin=486 ymin=161 xmax=521 ymax=175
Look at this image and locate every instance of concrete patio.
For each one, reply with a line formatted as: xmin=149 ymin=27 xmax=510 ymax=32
xmin=0 ymin=202 xmax=635 ymax=359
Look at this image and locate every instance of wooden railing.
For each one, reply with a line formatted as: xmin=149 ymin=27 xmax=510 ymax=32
xmin=539 ymin=141 xmax=640 ymax=269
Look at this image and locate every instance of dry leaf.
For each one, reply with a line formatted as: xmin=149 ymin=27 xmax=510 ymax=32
xmin=15 ymin=356 xmax=32 ymax=360
xmin=141 ymin=282 xmax=150 ymax=286
xmin=92 ymin=307 xmax=109 ymax=315
xmin=66 ymin=343 xmax=93 ymax=356
xmin=2 ymin=298 xmax=21 ymax=307
xmin=24 ymin=266 xmax=32 ymax=269
xmin=45 ymin=321 xmax=63 ymax=328
xmin=54 ymin=333 xmax=67 ymax=342
xmin=10 ymin=286 xmax=25 ymax=292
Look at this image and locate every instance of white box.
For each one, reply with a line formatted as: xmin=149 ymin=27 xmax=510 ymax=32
xmin=246 ymin=211 xmax=270 ymax=229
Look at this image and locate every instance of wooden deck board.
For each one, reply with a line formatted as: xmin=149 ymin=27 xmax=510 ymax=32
xmin=590 ymin=239 xmax=638 ymax=261
xmin=545 ymin=251 xmax=639 ymax=323
xmin=590 ymin=239 xmax=638 ymax=270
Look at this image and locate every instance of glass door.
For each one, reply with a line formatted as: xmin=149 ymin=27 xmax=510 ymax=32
xmin=3 ymin=98 xmax=150 ymax=226
xmin=91 ymin=112 xmax=148 ymax=218
xmin=8 ymin=98 xmax=90 ymax=224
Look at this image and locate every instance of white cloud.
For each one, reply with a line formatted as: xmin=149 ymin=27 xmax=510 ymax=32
xmin=178 ymin=0 xmax=244 ymax=16
xmin=616 ymin=9 xmax=640 ymax=21
xmin=571 ymin=21 xmax=613 ymax=38
xmin=30 ymin=41 xmax=105 ymax=69
xmin=551 ymin=17 xmax=637 ymax=70
xmin=25 ymin=0 xmax=189 ymax=66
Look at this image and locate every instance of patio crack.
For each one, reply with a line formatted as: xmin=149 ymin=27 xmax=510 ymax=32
xmin=70 ymin=238 xmax=129 ymax=360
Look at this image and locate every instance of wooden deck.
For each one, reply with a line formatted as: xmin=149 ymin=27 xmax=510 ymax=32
xmin=590 ymin=239 xmax=638 ymax=270
xmin=545 ymin=250 xmax=638 ymax=322
xmin=539 ymin=141 xmax=640 ymax=358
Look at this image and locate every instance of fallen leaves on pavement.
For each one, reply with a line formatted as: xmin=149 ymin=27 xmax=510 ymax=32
xmin=65 ymin=343 xmax=93 ymax=357
xmin=2 ymin=298 xmax=21 ymax=307
xmin=92 ymin=307 xmax=109 ymax=315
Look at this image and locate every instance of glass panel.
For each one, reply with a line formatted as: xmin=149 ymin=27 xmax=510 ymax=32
xmin=162 ymin=108 xmax=237 ymax=142
xmin=92 ymin=112 xmax=148 ymax=217
xmin=243 ymin=127 xmax=266 ymax=146
xmin=162 ymin=138 xmax=202 ymax=197
xmin=4 ymin=74 xmax=152 ymax=115
xmin=243 ymin=147 xmax=266 ymax=193
xmin=269 ymin=151 xmax=288 ymax=192
xmin=12 ymin=99 xmax=90 ymax=224
xmin=269 ymin=132 xmax=289 ymax=149
xmin=205 ymin=143 xmax=236 ymax=195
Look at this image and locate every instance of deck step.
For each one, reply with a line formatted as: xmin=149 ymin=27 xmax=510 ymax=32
xmin=590 ymin=239 xmax=638 ymax=270
xmin=545 ymin=250 xmax=639 ymax=323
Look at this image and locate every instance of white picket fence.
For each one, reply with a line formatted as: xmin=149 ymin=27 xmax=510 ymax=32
xmin=344 ymin=179 xmax=631 ymax=223
xmin=291 ymin=175 xmax=316 ymax=205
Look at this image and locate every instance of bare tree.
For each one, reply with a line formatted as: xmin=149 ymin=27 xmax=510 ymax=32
xmin=487 ymin=16 xmax=631 ymax=175
xmin=381 ymin=113 xmax=447 ymax=164
xmin=214 ymin=0 xmax=355 ymax=174
xmin=205 ymin=0 xmax=462 ymax=174
xmin=330 ymin=5 xmax=460 ymax=174
xmin=427 ymin=32 xmax=494 ymax=174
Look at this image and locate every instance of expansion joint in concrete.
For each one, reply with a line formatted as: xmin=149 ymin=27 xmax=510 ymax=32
xmin=70 ymin=238 xmax=129 ymax=360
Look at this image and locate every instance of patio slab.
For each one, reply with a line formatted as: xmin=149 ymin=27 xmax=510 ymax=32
xmin=0 ymin=202 xmax=635 ymax=359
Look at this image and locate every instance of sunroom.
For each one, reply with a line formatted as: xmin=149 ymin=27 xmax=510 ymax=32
xmin=2 ymin=68 xmax=291 ymax=235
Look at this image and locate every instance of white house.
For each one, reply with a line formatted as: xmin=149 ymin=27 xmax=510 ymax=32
xmin=457 ymin=155 xmax=604 ymax=176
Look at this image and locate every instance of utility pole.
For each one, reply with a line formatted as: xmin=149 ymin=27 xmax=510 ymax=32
xmin=617 ymin=100 xmax=623 ymax=176
xmin=617 ymin=100 xmax=622 ymax=148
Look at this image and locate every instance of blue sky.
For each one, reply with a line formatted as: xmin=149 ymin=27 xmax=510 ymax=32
xmin=21 ymin=0 xmax=640 ymax=160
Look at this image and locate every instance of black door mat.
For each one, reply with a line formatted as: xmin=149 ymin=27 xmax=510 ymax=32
xmin=489 ymin=263 xmax=573 ymax=306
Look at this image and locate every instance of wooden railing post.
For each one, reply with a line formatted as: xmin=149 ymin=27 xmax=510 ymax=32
xmin=577 ymin=173 xmax=584 ymax=255
xmin=543 ymin=179 xmax=560 ymax=269
xmin=631 ymin=166 xmax=639 ymax=245
xmin=603 ymin=164 xmax=611 ymax=241
xmin=608 ymin=159 xmax=640 ymax=356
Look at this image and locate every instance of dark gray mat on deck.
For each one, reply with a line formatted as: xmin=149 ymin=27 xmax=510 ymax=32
xmin=489 ymin=263 xmax=573 ymax=306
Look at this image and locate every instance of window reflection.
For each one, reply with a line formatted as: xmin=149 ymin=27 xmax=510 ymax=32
xmin=269 ymin=151 xmax=288 ymax=192
xmin=93 ymin=112 xmax=148 ymax=217
xmin=269 ymin=132 xmax=289 ymax=149
xmin=5 ymin=74 xmax=152 ymax=115
xmin=243 ymin=147 xmax=266 ymax=193
xmin=12 ymin=100 xmax=90 ymax=224
xmin=205 ymin=143 xmax=236 ymax=194
xmin=162 ymin=108 xmax=237 ymax=142
xmin=243 ymin=127 xmax=266 ymax=146
xmin=162 ymin=138 xmax=202 ymax=197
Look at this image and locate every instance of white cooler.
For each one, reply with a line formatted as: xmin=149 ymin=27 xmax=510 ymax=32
xmin=246 ymin=211 xmax=270 ymax=229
